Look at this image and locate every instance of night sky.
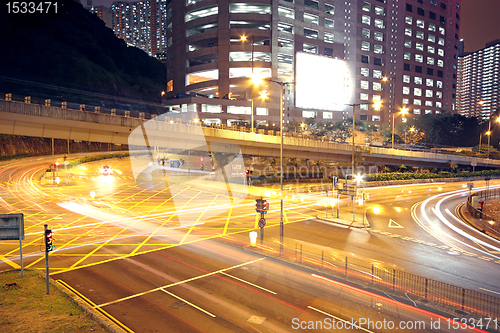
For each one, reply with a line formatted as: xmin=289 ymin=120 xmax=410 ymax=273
xmin=90 ymin=0 xmax=500 ymax=53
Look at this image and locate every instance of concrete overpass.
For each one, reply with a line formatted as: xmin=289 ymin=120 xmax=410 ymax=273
xmin=1 ymin=99 xmax=498 ymax=169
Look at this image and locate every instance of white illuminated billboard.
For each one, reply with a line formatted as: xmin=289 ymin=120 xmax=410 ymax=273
xmin=295 ymin=52 xmax=352 ymax=111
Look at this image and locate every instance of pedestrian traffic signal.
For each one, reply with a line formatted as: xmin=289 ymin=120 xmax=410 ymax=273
xmin=256 ymin=198 xmax=263 ymax=212
xmin=45 ymin=229 xmax=54 ymax=252
xmin=262 ymin=200 xmax=268 ymax=214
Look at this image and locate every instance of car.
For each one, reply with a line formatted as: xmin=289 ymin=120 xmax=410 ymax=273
xmin=100 ymin=165 xmax=113 ymax=175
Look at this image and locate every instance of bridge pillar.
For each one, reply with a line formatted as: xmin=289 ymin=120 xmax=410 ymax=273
xmin=62 ymin=102 xmax=67 ymax=109
xmin=125 ymin=110 xmax=130 ymax=117
xmin=5 ymin=93 xmax=11 ymax=101
xmin=111 ymin=109 xmax=116 ymax=116
xmin=24 ymin=96 xmax=31 ymax=104
xmin=45 ymin=99 xmax=51 ymax=106
xmin=80 ymin=104 xmax=85 ymax=111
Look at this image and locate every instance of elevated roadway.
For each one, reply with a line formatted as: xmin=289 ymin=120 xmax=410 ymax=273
xmin=1 ymin=99 xmax=498 ymax=169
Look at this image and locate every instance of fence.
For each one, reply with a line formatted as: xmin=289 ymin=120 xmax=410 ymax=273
xmin=465 ymin=188 xmax=500 ymax=236
xmin=251 ymin=240 xmax=500 ymax=320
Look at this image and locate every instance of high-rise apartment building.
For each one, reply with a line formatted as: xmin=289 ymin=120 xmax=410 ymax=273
xmin=457 ymin=40 xmax=500 ymax=122
xmin=162 ymin=0 xmax=461 ymax=128
xmin=110 ymin=1 xmax=169 ymax=58
xmin=90 ymin=5 xmax=113 ymax=29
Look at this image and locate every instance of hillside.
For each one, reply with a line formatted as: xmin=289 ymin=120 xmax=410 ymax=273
xmin=0 ymin=0 xmax=166 ymax=103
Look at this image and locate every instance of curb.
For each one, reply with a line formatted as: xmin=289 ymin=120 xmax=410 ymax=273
xmin=40 ymin=271 xmax=129 ymax=333
xmin=315 ymin=216 xmax=370 ymax=228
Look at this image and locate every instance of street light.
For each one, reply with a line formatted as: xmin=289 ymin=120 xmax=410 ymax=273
xmin=264 ymin=78 xmax=294 ymax=256
xmin=392 ymin=107 xmax=408 ymax=149
xmin=346 ymin=104 xmax=360 ymax=177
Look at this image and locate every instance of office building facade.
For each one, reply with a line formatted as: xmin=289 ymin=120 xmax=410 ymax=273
xmin=457 ymin=40 xmax=500 ymax=122
xmin=162 ymin=0 xmax=461 ymax=128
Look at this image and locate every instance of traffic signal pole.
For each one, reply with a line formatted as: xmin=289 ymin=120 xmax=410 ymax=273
xmin=44 ymin=224 xmax=49 ymax=295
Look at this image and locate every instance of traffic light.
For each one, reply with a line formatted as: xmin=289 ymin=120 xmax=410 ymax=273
xmin=44 ymin=229 xmax=54 ymax=252
xmin=54 ymin=162 xmax=59 ymax=170
xmin=262 ymin=200 xmax=268 ymax=214
xmin=255 ymin=198 xmax=263 ymax=213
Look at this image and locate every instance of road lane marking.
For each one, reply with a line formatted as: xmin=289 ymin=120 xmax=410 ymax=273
xmin=223 ymin=207 xmax=233 ymax=235
xmin=161 ymin=289 xmax=216 ymax=317
xmin=479 ymin=287 xmax=500 ymax=296
xmin=220 ymin=272 xmax=277 ymax=294
xmin=308 ymin=306 xmax=374 ymax=333
xmin=57 ymin=280 xmax=135 ymax=333
xmin=95 ymin=257 xmax=266 ymax=309
xmin=388 ymin=219 xmax=404 ymax=228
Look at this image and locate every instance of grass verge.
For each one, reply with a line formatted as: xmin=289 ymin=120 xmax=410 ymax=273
xmin=0 ymin=270 xmax=109 ymax=333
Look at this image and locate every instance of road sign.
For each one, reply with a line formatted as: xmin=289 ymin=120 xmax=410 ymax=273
xmin=467 ymin=182 xmax=473 ymax=190
xmin=258 ymin=218 xmax=266 ymax=228
xmin=0 ymin=213 xmax=24 ymax=240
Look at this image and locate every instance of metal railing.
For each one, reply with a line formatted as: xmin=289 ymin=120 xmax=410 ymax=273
xmin=250 ymin=240 xmax=500 ymax=319
xmin=466 ymin=189 xmax=500 ymax=236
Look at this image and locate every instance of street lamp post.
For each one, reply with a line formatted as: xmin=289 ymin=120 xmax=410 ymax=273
xmin=346 ymin=104 xmax=360 ymax=177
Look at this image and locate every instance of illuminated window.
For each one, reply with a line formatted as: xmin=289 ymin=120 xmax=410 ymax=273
xmin=230 ymin=21 xmax=271 ymax=30
xmin=229 ymin=67 xmax=271 ymax=78
xmin=256 ymin=108 xmax=268 ymax=116
xmin=278 ymin=6 xmax=294 ymax=19
xmin=373 ymin=82 xmax=382 ymax=91
xmin=405 ymin=40 xmax=412 ymax=48
xmin=436 ymin=101 xmax=442 ymax=108
xmin=437 ymin=59 xmax=443 ymax=67
xmin=425 ymin=89 xmax=433 ymax=97
xmin=428 ymin=35 xmax=436 ymax=43
xmin=230 ymin=3 xmax=271 ymax=14
xmin=427 ymin=57 xmax=434 ymax=65
xmin=361 ymin=41 xmax=370 ymax=51
xmin=415 ymin=54 xmax=423 ymax=63
xmin=413 ymin=109 xmax=421 ymax=115
xmin=304 ymin=0 xmax=318 ymax=10
xmin=375 ymin=6 xmax=384 ymax=15
xmin=404 ymin=52 xmax=411 ymax=60
xmin=403 ymin=86 xmax=410 ymax=95
xmin=361 ymin=68 xmax=369 ymax=77
xmin=374 ymin=45 xmax=383 ymax=54
xmin=167 ymin=80 xmax=173 ymax=92
xmin=304 ymin=13 xmax=319 ymax=24
xmin=414 ymin=99 xmax=421 ymax=105
xmin=414 ymin=88 xmax=422 ymax=96
xmin=278 ymin=53 xmax=293 ymax=64
xmin=428 ymin=23 xmax=436 ymax=32
xmin=416 ymin=19 xmax=425 ymax=28
xmin=427 ymin=46 xmax=435 ymax=54
xmin=373 ymin=70 xmax=382 ymax=79
xmin=405 ymin=28 xmax=412 ymax=36
xmin=414 ymin=77 xmax=422 ymax=85
xmin=228 ymin=106 xmax=251 ymax=115
xmin=439 ymin=27 xmax=445 ymax=35
xmin=323 ymin=112 xmax=333 ymax=119
xmin=303 ymin=43 xmax=318 ymax=54
xmin=416 ymin=42 xmax=424 ymax=51
xmin=403 ymin=98 xmax=410 ymax=105
xmin=186 ymin=69 xmax=219 ymax=85
xmin=374 ymin=32 xmax=384 ymax=41
xmin=325 ymin=18 xmax=334 ymax=29
xmin=304 ymin=28 xmax=318 ymax=39
xmin=325 ymin=4 xmax=334 ymax=15
xmin=374 ymin=19 xmax=384 ymax=29
xmin=362 ymin=28 xmax=370 ymax=38
xmin=438 ymin=37 xmax=445 ymax=46
xmin=360 ymin=104 xmax=368 ymax=110
xmin=360 ymin=80 xmax=369 ymax=89
xmin=438 ymin=49 xmax=444 ymax=56
xmin=360 ymin=93 xmax=369 ymax=100
xmin=372 ymin=115 xmax=381 ymax=121
xmin=362 ymin=15 xmax=371 ymax=25
xmin=186 ymin=5 xmax=218 ymax=22
xmin=405 ymin=16 xmax=412 ymax=25
xmin=426 ymin=79 xmax=434 ymax=87
xmin=187 ymin=23 xmax=218 ymax=36
xmin=278 ymin=37 xmax=294 ymax=49
xmin=436 ymin=81 xmax=443 ymax=88
xmin=362 ymin=2 xmax=371 ymax=11
xmin=324 ymin=32 xmax=334 ymax=43
xmin=416 ymin=31 xmax=424 ymax=39
xmin=436 ymin=91 xmax=442 ymax=99
xmin=425 ymin=100 xmax=433 ymax=106
xmin=425 ymin=110 xmax=432 ymax=115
